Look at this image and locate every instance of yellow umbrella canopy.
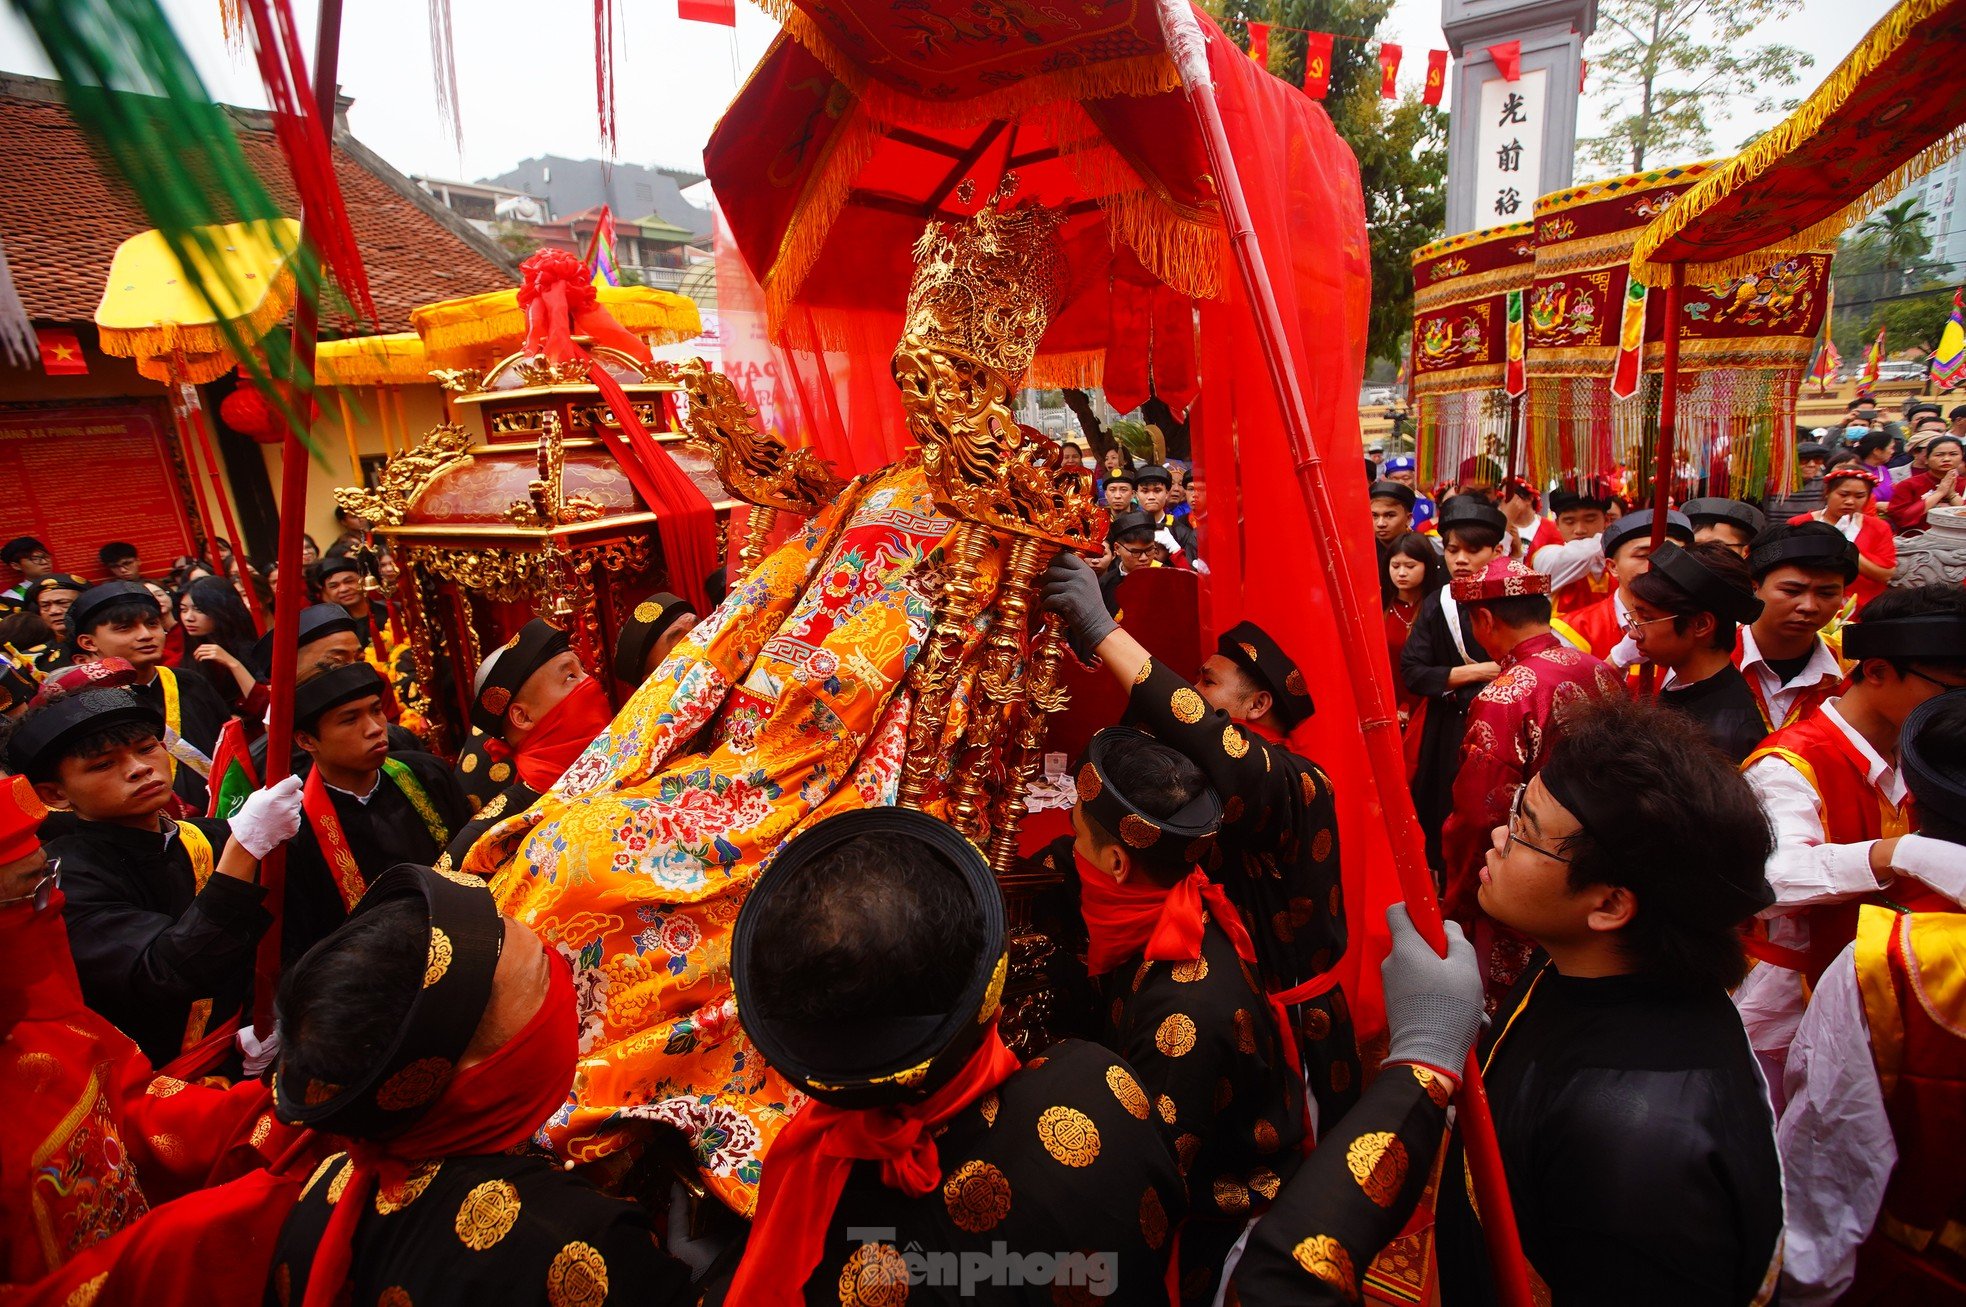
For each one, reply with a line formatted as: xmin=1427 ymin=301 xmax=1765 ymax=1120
xmin=410 ymin=282 xmax=702 ymax=368
xmin=316 ymin=332 xmax=430 ymax=386
xmin=95 ymin=218 xmax=301 ymax=384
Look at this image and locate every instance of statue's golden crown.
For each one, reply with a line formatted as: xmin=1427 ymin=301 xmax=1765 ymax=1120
xmin=900 ymin=190 xmax=1066 ymax=384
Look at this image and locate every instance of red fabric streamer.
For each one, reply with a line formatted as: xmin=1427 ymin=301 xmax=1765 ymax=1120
xmin=1151 ymin=288 xmax=1198 ymax=418
xmin=1486 ymin=39 xmax=1522 ymax=82
xmin=1378 ymin=43 xmax=1403 ymax=98
xmin=1300 ymin=32 xmax=1334 ymax=97
xmin=1246 ymin=21 xmax=1270 ymax=66
xmin=594 ymin=0 xmax=617 ymax=156
xmin=1103 ymin=280 xmax=1154 ymax=414
xmin=239 ymin=0 xmax=377 ymax=324
xmin=511 ymin=675 xmax=616 ymax=791
xmin=727 ymin=1029 xmax=1022 ymax=1307
xmin=301 ymin=948 xmax=578 ymax=1307
xmin=1424 ymin=49 xmax=1448 ymax=106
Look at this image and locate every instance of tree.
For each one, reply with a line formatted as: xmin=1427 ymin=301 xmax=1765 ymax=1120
xmin=1580 ymin=0 xmax=1811 ymax=173
xmin=1866 ymin=285 xmax=1954 ymax=356
xmin=493 ymin=221 xmax=541 ymax=260
xmin=1213 ymin=0 xmax=1447 ymax=367
xmin=1829 ymin=203 xmax=1943 ymax=357
xmin=1854 ymin=199 xmax=1937 ymax=299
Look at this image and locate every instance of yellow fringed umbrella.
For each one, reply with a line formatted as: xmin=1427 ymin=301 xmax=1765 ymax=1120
xmin=95 ymin=218 xmax=301 ymax=383
xmin=316 ymin=331 xmax=429 ymax=386
xmin=410 ymin=283 xmax=701 ymax=367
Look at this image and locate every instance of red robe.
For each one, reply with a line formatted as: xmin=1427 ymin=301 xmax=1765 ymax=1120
xmin=1 ymin=896 xmax=304 ymax=1300
xmin=1440 ymin=632 xmax=1624 ymax=1004
xmin=1563 ymin=588 xmax=1625 ymax=661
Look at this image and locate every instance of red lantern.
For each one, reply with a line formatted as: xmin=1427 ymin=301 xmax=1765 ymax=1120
xmin=219 ymin=386 xmax=277 ymax=442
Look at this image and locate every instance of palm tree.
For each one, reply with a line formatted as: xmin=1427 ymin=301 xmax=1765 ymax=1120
xmin=1854 ymin=199 xmax=1935 ymax=297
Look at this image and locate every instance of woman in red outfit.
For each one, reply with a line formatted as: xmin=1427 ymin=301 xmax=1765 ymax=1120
xmin=1790 ymin=465 xmax=1896 ymax=610
xmin=1383 ymin=530 xmax=1448 ymax=779
xmin=1885 ymin=434 xmax=1963 ymax=533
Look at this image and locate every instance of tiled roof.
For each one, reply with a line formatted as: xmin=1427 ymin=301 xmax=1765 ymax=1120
xmin=0 ymin=75 xmax=517 ymax=331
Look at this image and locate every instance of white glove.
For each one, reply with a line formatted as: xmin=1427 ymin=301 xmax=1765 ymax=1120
xmin=237 ymin=1024 xmax=280 ymax=1077
xmin=230 ymin=774 xmax=304 ymax=859
xmin=1153 ymin=527 xmax=1182 ymax=557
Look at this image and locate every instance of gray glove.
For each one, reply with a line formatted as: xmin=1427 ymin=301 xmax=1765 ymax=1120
xmin=1380 ymin=903 xmax=1484 ymax=1080
xmin=1041 ymin=551 xmax=1117 ymax=650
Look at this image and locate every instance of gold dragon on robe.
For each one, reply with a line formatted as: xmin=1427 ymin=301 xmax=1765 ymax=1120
xmin=461 ymin=191 xmax=1102 ymax=1215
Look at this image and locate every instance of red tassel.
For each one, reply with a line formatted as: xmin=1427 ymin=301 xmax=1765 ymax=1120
xmin=594 ymin=0 xmax=617 ymax=156
xmin=1151 ymin=288 xmax=1198 ymax=420
xmin=240 ymin=0 xmax=378 ymax=324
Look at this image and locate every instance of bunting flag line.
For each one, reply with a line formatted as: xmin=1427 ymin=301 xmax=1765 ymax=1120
xmin=677 ymin=0 xmax=736 ymax=23
xmin=37 ymin=327 xmax=88 ymax=375
xmin=0 ymin=236 xmax=34 ymax=369
xmin=586 ymin=205 xmax=621 ymax=287
xmin=1247 ymin=21 xmax=1270 ymax=67
xmin=1424 ymin=48 xmax=1447 ymax=105
xmin=1932 ymin=289 xmax=1966 ymax=388
xmin=1505 ymin=289 xmax=1526 ymax=398
xmin=1609 ymin=277 xmax=1647 ymax=399
xmin=1860 ymin=325 xmax=1886 ymax=390
xmin=1487 ymin=39 xmax=1522 ymax=82
xmin=1301 ymin=31 xmax=1334 ymax=98
xmin=1378 ymin=43 xmax=1402 ymax=98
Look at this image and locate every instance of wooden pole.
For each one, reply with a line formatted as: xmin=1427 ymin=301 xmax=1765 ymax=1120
xmin=1152 ymin=6 xmax=1534 ymax=1303
xmin=251 ymin=0 xmax=346 ymax=1038
xmin=1639 ymin=266 xmax=1683 ymax=697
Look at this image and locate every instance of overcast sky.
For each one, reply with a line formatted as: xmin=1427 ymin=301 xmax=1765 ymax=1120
xmin=0 ymin=0 xmax=1902 ymax=187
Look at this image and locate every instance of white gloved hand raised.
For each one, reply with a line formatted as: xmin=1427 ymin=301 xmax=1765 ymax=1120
xmin=228 ymin=774 xmax=305 ymax=860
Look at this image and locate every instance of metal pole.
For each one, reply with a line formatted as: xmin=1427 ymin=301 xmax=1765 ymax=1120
xmin=251 ymin=0 xmax=345 ymax=1037
xmin=1152 ymin=6 xmax=1534 ymax=1302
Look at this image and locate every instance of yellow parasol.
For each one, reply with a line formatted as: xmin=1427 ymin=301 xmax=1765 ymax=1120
xmin=95 ymin=217 xmax=301 ymax=384
xmin=410 ymin=282 xmax=701 ymax=367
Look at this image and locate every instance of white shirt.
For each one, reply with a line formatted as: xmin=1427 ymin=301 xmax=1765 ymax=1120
xmin=1737 ymin=626 xmax=1843 ymax=729
xmin=325 ymin=773 xmax=383 ymax=805
xmin=1778 ymin=940 xmax=1892 ymax=1307
xmin=1530 ymin=533 xmax=1604 ymax=591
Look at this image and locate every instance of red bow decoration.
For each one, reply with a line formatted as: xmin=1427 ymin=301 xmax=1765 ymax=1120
xmin=517 ymin=249 xmax=653 ymax=364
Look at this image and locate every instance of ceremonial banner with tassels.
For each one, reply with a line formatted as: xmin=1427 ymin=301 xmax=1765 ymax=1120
xmin=1411 ymin=222 xmax=1534 ymax=486
xmin=1934 ymin=289 xmax=1966 ymax=388
xmin=1860 ymin=326 xmax=1886 ymax=389
xmin=1524 ymin=160 xmax=1829 ymax=498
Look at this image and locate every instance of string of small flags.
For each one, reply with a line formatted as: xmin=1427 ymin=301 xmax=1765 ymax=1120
xmin=1243 ymin=27 xmax=1577 ymax=106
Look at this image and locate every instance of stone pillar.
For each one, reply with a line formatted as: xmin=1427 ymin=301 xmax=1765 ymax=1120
xmin=1443 ymin=0 xmax=1597 ymax=236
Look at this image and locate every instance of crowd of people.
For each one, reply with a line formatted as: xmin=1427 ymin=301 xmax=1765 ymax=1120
xmin=0 ymin=407 xmax=1961 ymax=1306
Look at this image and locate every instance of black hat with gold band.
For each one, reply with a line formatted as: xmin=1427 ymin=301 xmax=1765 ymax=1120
xmin=1216 ymin=619 xmax=1314 ymax=728
xmin=22 ymin=572 xmax=88 ymax=606
xmin=611 ymin=592 xmax=696 ymax=686
xmin=272 ymin=864 xmax=503 ymax=1137
xmin=1076 ymin=726 xmax=1223 ymax=874
xmin=470 ymin=619 xmax=570 ymax=736
xmin=731 ymin=807 xmax=1008 ymax=1111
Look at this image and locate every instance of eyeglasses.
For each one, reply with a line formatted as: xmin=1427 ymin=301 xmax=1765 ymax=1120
xmin=1622 ymin=613 xmax=1676 ymax=637
xmin=1504 ymin=786 xmax=1571 ymax=864
xmin=1907 ymin=668 xmax=1966 ymax=693
xmin=0 ymin=858 xmax=60 ymax=912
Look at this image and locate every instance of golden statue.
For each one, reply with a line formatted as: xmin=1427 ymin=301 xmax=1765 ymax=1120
xmin=461 ymin=192 xmax=1102 ymax=1216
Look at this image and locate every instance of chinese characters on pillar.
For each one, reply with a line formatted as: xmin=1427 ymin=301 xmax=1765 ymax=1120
xmin=1474 ymin=69 xmax=1547 ymax=222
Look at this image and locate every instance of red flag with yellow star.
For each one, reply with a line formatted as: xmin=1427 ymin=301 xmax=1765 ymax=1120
xmin=37 ymin=327 xmax=87 ymax=375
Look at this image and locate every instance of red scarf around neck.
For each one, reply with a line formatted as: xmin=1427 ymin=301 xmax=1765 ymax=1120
xmin=485 ymin=675 xmax=615 ymax=792
xmin=300 ymin=948 xmax=578 ymax=1307
xmin=1078 ymin=857 xmax=1305 ymax=1087
xmin=727 ymin=1027 xmax=1022 ymax=1307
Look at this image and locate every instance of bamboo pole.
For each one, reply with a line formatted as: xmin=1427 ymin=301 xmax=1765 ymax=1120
xmin=1152 ymin=5 xmax=1534 ymax=1303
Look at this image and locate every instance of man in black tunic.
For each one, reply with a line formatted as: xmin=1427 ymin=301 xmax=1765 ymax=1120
xmin=1072 ymin=727 xmax=1305 ymax=1304
xmin=721 ymin=807 xmax=1185 ymax=1305
xmin=8 ymin=687 xmax=302 ymax=1066
xmin=1237 ymin=697 xmax=1784 ymax=1305
xmin=312 ymin=555 xmax=386 ymax=652
xmin=24 ymin=572 xmax=88 ymax=675
xmin=69 ymin=582 xmax=231 ymax=813
xmin=444 ymin=620 xmax=613 ymax=868
xmin=1399 ymin=496 xmax=1507 ymax=873
xmin=280 ymin=662 xmax=469 ymax=966
xmin=1624 ymin=542 xmax=1770 ymax=762
xmin=1043 ymin=553 xmax=1359 ymax=1126
xmin=269 ymin=865 xmax=691 ymax=1306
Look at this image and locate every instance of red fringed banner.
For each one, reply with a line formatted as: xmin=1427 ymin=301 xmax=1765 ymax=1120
xmin=240 ymin=0 xmax=376 ymax=325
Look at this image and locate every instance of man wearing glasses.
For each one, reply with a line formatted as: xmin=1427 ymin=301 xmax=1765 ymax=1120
xmin=0 ymin=773 xmax=302 ymax=1296
xmin=1437 ymin=557 xmax=1622 ymax=1011
xmin=1737 ymin=584 xmax=1966 ymax=1100
xmin=0 ymin=537 xmax=55 ymax=611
